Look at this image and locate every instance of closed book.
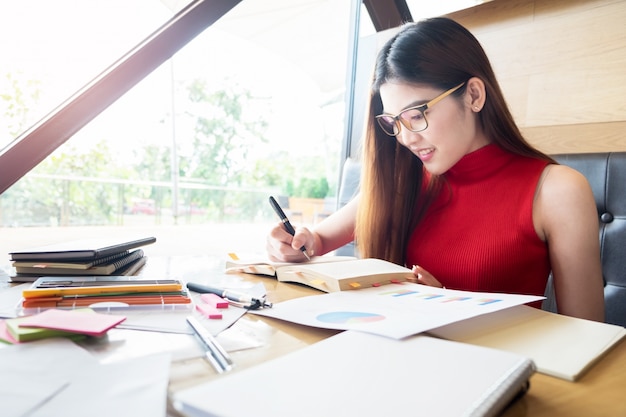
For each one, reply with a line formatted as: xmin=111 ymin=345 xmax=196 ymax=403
xmin=9 ymin=236 xmax=156 ymax=261
xmin=429 ymin=304 xmax=626 ymax=381
xmin=174 ymin=331 xmax=535 ymax=417
xmin=14 ymin=249 xmax=144 ymax=276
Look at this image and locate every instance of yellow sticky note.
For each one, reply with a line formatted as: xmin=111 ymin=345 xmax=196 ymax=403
xmin=228 ymin=252 xmax=239 ymax=260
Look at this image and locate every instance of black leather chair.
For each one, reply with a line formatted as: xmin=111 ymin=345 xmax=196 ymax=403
xmin=334 ymin=158 xmax=361 ymax=257
xmin=335 ymin=152 xmax=626 ymax=327
xmin=552 ymin=152 xmax=626 ymax=327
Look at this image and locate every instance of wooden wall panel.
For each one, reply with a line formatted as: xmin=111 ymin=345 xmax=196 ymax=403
xmin=448 ymin=0 xmax=626 ymax=153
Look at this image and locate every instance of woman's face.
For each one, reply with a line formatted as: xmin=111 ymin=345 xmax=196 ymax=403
xmin=378 ymin=81 xmax=489 ymax=175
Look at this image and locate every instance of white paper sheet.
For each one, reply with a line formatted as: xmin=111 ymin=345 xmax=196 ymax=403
xmin=252 ymin=282 xmax=544 ymax=339
xmin=0 ymin=337 xmax=171 ymax=417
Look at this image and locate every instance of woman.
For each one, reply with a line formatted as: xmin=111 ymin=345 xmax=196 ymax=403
xmin=266 ymin=17 xmax=604 ymax=322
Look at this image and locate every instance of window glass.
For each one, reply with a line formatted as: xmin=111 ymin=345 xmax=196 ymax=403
xmin=0 ymin=0 xmax=353 ymax=255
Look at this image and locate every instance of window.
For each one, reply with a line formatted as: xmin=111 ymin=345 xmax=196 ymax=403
xmin=0 ymin=0 xmax=357 ymax=239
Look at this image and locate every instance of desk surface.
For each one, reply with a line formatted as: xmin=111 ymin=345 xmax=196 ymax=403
xmin=167 ymin=315 xmax=626 ymax=417
xmin=4 ymin=255 xmax=626 ymax=416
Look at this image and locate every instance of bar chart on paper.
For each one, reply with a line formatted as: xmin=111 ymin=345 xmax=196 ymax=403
xmin=252 ymin=282 xmax=544 ymax=339
xmin=316 ymin=311 xmax=386 ymax=324
xmin=378 ymin=287 xmax=504 ymax=305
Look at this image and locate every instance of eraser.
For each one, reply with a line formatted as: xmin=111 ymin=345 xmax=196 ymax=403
xmin=349 ymin=282 xmax=361 ymax=289
xmin=195 ymin=303 xmax=223 ymax=319
xmin=201 ymin=293 xmax=229 ymax=309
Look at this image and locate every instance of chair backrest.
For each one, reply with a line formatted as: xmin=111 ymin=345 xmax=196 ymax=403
xmin=334 ymin=158 xmax=361 ymax=257
xmin=553 ymin=152 xmax=626 ymax=327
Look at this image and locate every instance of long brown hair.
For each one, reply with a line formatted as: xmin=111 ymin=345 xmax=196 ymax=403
xmin=355 ymin=17 xmax=555 ymax=265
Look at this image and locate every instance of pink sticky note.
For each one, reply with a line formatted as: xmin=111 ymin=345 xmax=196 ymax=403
xmin=200 ymin=293 xmax=229 ymax=309
xmin=196 ymin=303 xmax=223 ymax=319
xmin=18 ymin=309 xmax=126 ymax=337
xmin=0 ymin=320 xmax=18 ymax=344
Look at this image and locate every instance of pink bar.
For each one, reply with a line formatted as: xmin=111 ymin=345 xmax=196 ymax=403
xmin=200 ymin=293 xmax=229 ymax=309
xmin=195 ymin=303 xmax=223 ymax=319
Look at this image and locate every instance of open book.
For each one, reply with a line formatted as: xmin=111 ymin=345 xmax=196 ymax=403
xmin=174 ymin=330 xmax=535 ymax=417
xmin=226 ymin=255 xmax=415 ymax=292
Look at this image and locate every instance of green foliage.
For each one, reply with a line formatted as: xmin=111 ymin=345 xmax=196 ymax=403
xmin=1 ymin=141 xmax=121 ymax=226
xmin=1 ymin=74 xmax=335 ymax=226
xmin=287 ymin=177 xmax=330 ymax=198
xmin=183 ymin=79 xmax=269 ymax=219
xmin=0 ymin=72 xmax=41 ymax=141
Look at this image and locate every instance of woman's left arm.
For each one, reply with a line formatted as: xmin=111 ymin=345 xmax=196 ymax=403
xmin=535 ymin=164 xmax=605 ymax=322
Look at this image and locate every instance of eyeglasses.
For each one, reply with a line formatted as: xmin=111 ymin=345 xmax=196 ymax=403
xmin=375 ymin=82 xmax=466 ymax=136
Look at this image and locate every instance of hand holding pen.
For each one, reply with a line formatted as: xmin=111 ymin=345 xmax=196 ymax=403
xmin=269 ymin=196 xmax=311 ymax=261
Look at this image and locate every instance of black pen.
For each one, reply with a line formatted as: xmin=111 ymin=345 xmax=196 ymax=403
xmin=269 ymin=196 xmax=311 ymax=261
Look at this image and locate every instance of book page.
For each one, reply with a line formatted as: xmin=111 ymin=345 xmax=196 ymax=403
xmin=225 ymin=253 xmax=356 ymax=276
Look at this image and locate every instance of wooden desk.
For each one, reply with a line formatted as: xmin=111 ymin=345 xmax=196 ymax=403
xmin=5 ymin=255 xmax=626 ymax=416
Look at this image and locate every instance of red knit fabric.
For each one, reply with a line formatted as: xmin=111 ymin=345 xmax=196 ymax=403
xmin=406 ymin=144 xmax=551 ymax=298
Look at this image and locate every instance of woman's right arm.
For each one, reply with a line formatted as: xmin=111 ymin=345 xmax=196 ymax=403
xmin=266 ymin=195 xmax=359 ymax=262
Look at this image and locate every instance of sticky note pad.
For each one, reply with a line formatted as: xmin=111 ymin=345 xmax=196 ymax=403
xmin=17 ymin=308 xmax=126 ymax=337
xmin=200 ymin=293 xmax=229 ymax=309
xmin=196 ymin=303 xmax=223 ymax=319
xmin=0 ymin=320 xmax=18 ymax=344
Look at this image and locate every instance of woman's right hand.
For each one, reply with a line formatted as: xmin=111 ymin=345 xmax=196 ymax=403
xmin=266 ymin=222 xmax=316 ymax=262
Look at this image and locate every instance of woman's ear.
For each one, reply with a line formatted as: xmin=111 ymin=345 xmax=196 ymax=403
xmin=465 ymin=77 xmax=486 ymax=112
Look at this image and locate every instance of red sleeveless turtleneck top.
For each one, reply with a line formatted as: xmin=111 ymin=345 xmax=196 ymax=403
xmin=406 ymin=144 xmax=551 ymax=298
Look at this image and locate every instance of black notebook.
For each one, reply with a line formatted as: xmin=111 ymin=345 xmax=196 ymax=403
xmin=8 ymin=236 xmax=156 ymax=261
xmin=13 ymin=249 xmax=145 ymax=276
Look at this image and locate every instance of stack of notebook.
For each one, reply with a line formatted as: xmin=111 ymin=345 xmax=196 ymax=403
xmin=8 ymin=236 xmax=156 ymax=282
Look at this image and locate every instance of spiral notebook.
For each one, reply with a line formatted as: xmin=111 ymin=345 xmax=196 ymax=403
xmin=13 ymin=249 xmax=145 ymax=276
xmin=174 ymin=331 xmax=535 ymax=417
